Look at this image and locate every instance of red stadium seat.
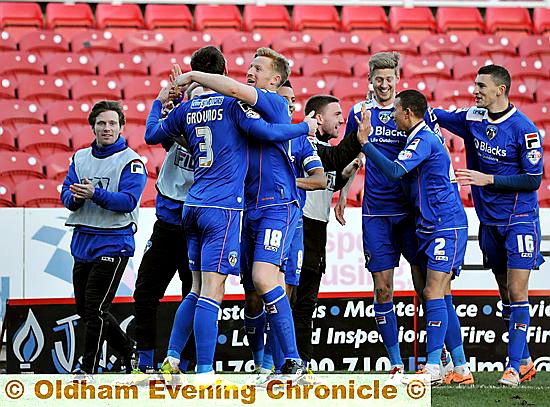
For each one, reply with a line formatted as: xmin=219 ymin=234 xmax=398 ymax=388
xmin=352 ymin=60 xmax=370 ymax=78
xmin=122 ymin=30 xmax=171 ymax=57
xmin=450 ymin=133 xmax=465 ymax=152
xmin=17 ymin=124 xmax=72 ymax=158
xmin=172 ymin=31 xmax=220 ymax=56
xmin=436 ymin=7 xmax=484 ymax=36
xmin=145 ymin=4 xmax=192 ymax=31
xmin=194 ymin=5 xmax=242 ymax=37
xmin=46 ymin=3 xmax=94 ymax=30
xmin=225 ymin=53 xmax=252 ymax=79
xmin=122 ymin=101 xmax=153 ymax=126
xmin=398 ymin=78 xmax=431 ymax=96
xmin=149 ymin=54 xmax=191 ymax=78
xmin=291 ymin=77 xmax=330 ymax=100
xmin=0 ymin=151 xmax=45 ymax=185
xmin=534 ymin=8 xmax=550 ymax=35
xmin=97 ymin=54 xmax=148 ymax=80
xmin=451 ymin=56 xmax=496 ymax=81
xmin=458 ymin=185 xmax=473 ymax=207
xmin=292 ymin=6 xmax=340 ymax=41
xmin=520 ymin=103 xmax=550 ymax=129
xmin=69 ymin=124 xmax=94 ymax=150
xmin=341 ymin=6 xmax=389 ymax=43
xmin=370 ymin=33 xmax=419 ymax=56
xmin=123 ymin=125 xmax=146 ymax=150
xmin=221 ymin=32 xmax=269 ymax=56
xmin=0 ymin=2 xmax=43 ymax=39
xmin=320 ymin=33 xmax=369 ymax=59
xmin=44 ymin=151 xmax=72 ymax=181
xmin=538 ymin=181 xmax=550 ymax=206
xmin=468 ymin=35 xmax=517 ymax=60
xmin=244 ymin=5 xmax=290 ymax=41
xmin=300 ymin=55 xmax=352 ymax=84
xmin=345 ymin=170 xmax=364 ymax=207
xmin=18 ymin=30 xmax=69 ymax=56
xmin=140 ymin=179 xmax=157 ymax=207
xmin=536 ymin=81 xmax=550 ymax=103
xmin=144 ymin=146 xmax=168 ymax=172
xmin=0 ymin=126 xmax=16 ymax=151
xmin=271 ymin=32 xmax=320 ymax=60
xmin=70 ymin=30 xmax=120 ymax=59
xmin=518 ymin=35 xmax=550 ymax=58
xmin=96 ymin=4 xmax=144 ymax=29
xmin=401 ymin=56 xmax=452 ymax=84
xmin=46 ymin=101 xmax=91 ymax=127
xmin=543 ymin=158 xmax=550 ymax=179
xmin=18 ymin=75 xmax=70 ymax=107
xmin=331 ymin=78 xmax=367 ymax=103
xmin=418 ymin=34 xmax=467 ymax=65
xmin=0 ymin=100 xmax=44 ymax=132
xmin=450 ymin=151 xmax=467 ymax=171
xmin=485 ymin=8 xmax=532 ymax=34
xmin=0 ymin=77 xmax=16 ymax=99
xmin=0 ymin=30 xmax=16 ymax=51
xmin=508 ymin=81 xmax=536 ymax=106
xmin=0 ymin=51 xmax=44 ymax=82
xmin=433 ymin=80 xmax=475 ymax=105
xmin=389 ymin=7 xmax=436 ymax=43
xmin=45 ymin=53 xmax=97 ymax=85
xmin=123 ymin=77 xmax=170 ymax=101
xmin=505 ymin=56 xmax=549 ymax=87
xmin=15 ymin=179 xmax=63 ymax=207
xmin=0 ymin=181 xmax=13 ymax=207
xmin=70 ymin=76 xmax=122 ymax=103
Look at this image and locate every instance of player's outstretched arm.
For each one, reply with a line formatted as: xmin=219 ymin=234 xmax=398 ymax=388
xmin=456 ymin=169 xmax=542 ymax=191
xmin=297 ymin=167 xmax=327 ymax=191
xmin=237 ymin=107 xmax=315 ymax=142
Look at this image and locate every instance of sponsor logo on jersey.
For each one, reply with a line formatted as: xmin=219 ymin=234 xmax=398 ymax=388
xmin=407 ymin=138 xmax=421 ymax=151
xmin=375 ymin=316 xmax=387 ymax=325
xmin=266 ymin=304 xmax=278 ymax=314
xmin=524 ymin=132 xmax=541 ymax=149
xmin=131 ymin=161 xmax=145 ymax=174
xmin=190 ymin=96 xmax=224 ymax=109
xmin=474 ymin=138 xmax=507 ymax=157
xmin=514 ymin=322 xmax=527 ymax=332
xmin=374 ymin=127 xmax=406 ymax=138
xmin=527 ymin=149 xmax=542 ymax=165
xmin=428 ymin=320 xmax=442 ymax=327
xmin=435 ymin=255 xmax=449 ymax=261
xmin=228 ymin=251 xmax=238 ymax=267
xmin=398 ymin=150 xmax=413 ymax=160
xmin=100 ymin=256 xmax=114 ymax=262
xmin=486 ymin=125 xmax=498 ymax=140
xmin=379 ymin=111 xmax=392 ymax=124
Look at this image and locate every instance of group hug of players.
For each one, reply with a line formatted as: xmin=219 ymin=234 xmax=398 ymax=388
xmin=61 ymin=45 xmax=544 ymax=388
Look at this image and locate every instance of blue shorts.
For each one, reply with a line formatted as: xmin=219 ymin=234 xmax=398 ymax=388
xmin=241 ymin=204 xmax=299 ymax=291
xmin=417 ymin=228 xmax=467 ymax=276
xmin=182 ymin=205 xmax=242 ymax=276
xmin=281 ymin=216 xmax=303 ymax=287
xmin=362 ymin=214 xmax=418 ymax=273
xmin=479 ymin=222 xmax=545 ymax=274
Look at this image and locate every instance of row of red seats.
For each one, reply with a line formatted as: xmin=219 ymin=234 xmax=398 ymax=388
xmin=2 ymin=29 xmax=549 ymax=60
xmin=1 ymin=3 xmax=548 ymax=43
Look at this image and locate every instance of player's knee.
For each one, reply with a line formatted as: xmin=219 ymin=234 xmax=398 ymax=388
xmin=374 ymin=286 xmax=393 ymax=303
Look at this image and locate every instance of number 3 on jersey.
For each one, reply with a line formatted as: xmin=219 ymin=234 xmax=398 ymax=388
xmin=196 ymin=126 xmax=213 ymax=167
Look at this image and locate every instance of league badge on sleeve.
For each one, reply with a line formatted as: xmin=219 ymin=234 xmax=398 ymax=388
xmin=524 ymin=132 xmax=541 ymax=149
xmin=398 ymin=150 xmax=413 ymax=160
xmin=406 ymin=138 xmax=421 ymax=151
xmin=526 ymin=149 xmax=542 ymax=165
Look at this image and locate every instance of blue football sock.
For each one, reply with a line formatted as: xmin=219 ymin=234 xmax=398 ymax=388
xmin=194 ymin=297 xmax=221 ymax=374
xmin=244 ymin=309 xmax=266 ymax=367
xmin=374 ymin=301 xmax=403 ymax=367
xmin=508 ymin=301 xmax=530 ymax=373
xmin=262 ymin=286 xmax=300 ymax=360
xmin=261 ymin=333 xmax=274 ymax=371
xmin=269 ymin=323 xmax=285 ymax=371
xmin=444 ymin=295 xmax=467 ymax=367
xmin=167 ymin=292 xmax=198 ymax=359
xmin=138 ymin=350 xmax=154 ymax=371
xmin=425 ymin=298 xmax=448 ymax=366
xmin=179 ymin=359 xmax=190 ymax=372
xmin=502 ymin=301 xmax=530 ymax=362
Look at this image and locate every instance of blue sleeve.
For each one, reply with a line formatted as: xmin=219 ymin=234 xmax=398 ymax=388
xmin=231 ymin=100 xmax=309 ymax=141
xmin=145 ymin=100 xmax=186 ymax=143
xmin=253 ymin=89 xmax=291 ymax=124
xmin=432 ymin=108 xmax=470 ymax=140
xmin=518 ymin=128 xmax=544 ymax=176
xmin=361 ymin=143 xmax=407 ymax=181
xmin=301 ymin=138 xmax=323 ymax=172
xmin=493 ymin=174 xmax=542 ymax=191
xmin=393 ymin=136 xmax=432 ymax=174
xmin=345 ymin=106 xmax=358 ymax=136
xmin=90 ymin=160 xmax=147 ymax=212
xmin=61 ymin=160 xmax=84 ymax=211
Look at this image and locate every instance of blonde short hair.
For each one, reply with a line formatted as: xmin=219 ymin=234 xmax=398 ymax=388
xmin=255 ymin=47 xmax=291 ymax=87
xmin=369 ymin=52 xmax=401 ymax=76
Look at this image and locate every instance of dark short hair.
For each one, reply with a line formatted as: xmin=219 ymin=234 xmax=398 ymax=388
xmin=477 ymin=64 xmax=511 ymax=96
xmin=190 ymin=45 xmax=226 ymax=75
xmin=395 ymin=89 xmax=427 ymax=118
xmin=281 ymin=79 xmax=292 ymax=89
xmin=304 ymin=95 xmax=339 ymax=116
xmin=88 ymin=100 xmax=125 ymax=127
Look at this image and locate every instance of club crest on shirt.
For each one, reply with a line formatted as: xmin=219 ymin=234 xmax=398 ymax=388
xmin=485 ymin=125 xmax=498 ymax=140
xmin=228 ymin=251 xmax=238 ymax=267
xmin=524 ymin=132 xmax=541 ymax=149
xmin=379 ymin=111 xmax=392 ymax=124
xmin=527 ymin=149 xmax=542 ymax=165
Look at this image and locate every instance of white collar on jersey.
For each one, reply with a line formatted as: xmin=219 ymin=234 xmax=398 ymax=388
xmin=368 ymin=97 xmax=394 ymax=110
xmin=406 ymin=120 xmax=427 ymax=143
xmin=487 ymin=106 xmax=517 ymax=124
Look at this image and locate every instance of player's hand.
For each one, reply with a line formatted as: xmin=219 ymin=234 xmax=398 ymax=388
xmin=69 ymin=177 xmax=95 ymax=200
xmin=304 ymin=110 xmax=318 ymax=135
xmin=173 ymin=70 xmax=193 ymax=89
xmin=355 ymin=103 xmax=372 ymax=146
xmin=169 ymin=64 xmax=183 ymax=83
xmin=455 ymin=168 xmax=494 ymax=186
xmin=334 ymin=197 xmax=347 ymax=226
xmin=156 ymin=86 xmax=171 ymax=104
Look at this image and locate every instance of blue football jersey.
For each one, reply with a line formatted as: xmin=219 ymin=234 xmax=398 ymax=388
xmin=288 ymin=136 xmax=323 ymax=208
xmin=347 ymin=100 xmax=442 ymax=216
xmin=245 ymin=89 xmax=300 ymax=209
xmin=433 ymin=106 xmax=543 ymax=226
xmin=158 ymin=92 xmax=308 ymax=210
xmin=394 ymin=122 xmax=468 ymax=233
